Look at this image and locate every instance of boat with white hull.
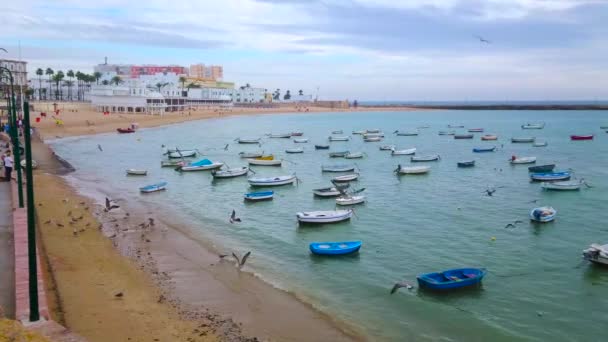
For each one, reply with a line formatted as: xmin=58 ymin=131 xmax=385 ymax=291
xmin=583 ymin=244 xmax=608 ymax=265
xmin=391 ymin=148 xmax=416 ymax=155
xmin=296 ymin=209 xmax=353 ymax=224
xmin=395 ymin=165 xmax=430 ymax=174
xmin=248 ymin=174 xmax=297 ymax=186
xmin=211 ymin=167 xmax=249 ymax=178
xmin=336 ymin=195 xmax=365 ymax=206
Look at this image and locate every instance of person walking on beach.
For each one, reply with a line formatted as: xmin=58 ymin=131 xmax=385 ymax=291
xmin=3 ymin=151 xmax=13 ymax=182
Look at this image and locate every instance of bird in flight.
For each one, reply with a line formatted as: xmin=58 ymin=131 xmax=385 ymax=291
xmin=229 ymin=210 xmax=241 ymax=223
xmin=0 ymin=48 xmax=7 ymax=53
xmin=232 ymin=251 xmax=251 ymax=268
xmin=474 ymin=35 xmax=491 ymax=44
xmin=97 ymin=144 xmax=103 ymax=152
xmin=105 ymin=197 xmax=120 ymax=212
xmin=504 ymin=220 xmax=524 ymax=229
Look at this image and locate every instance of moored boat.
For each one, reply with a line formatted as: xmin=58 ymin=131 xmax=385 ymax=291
xmin=313 ymin=185 xmax=349 ymax=197
xmin=379 ymin=145 xmax=395 ymax=151
xmin=530 ymin=171 xmax=571 ymax=182
xmin=315 ymin=144 xmax=330 ymax=150
xmin=522 ymin=122 xmax=545 ymax=129
xmin=211 ymin=167 xmax=249 ymax=178
xmin=291 ymin=132 xmax=304 ymax=136
xmin=248 ymin=157 xmax=282 ymax=166
xmin=329 ymin=151 xmax=349 ymax=158
xmin=331 ymin=130 xmax=344 ymax=134
xmin=352 ymin=130 xmax=366 ymax=135
xmin=583 ymin=243 xmax=608 ymax=265
xmin=293 ymin=138 xmax=309 ymax=143
xmin=309 ymin=241 xmax=361 ymax=256
xmin=391 ymin=148 xmax=416 ymax=155
xmin=510 ymin=156 xmax=536 ymax=164
xmin=417 ymin=268 xmax=486 ymax=290
xmin=322 ymin=164 xmax=356 ymax=172
xmin=457 ymin=160 xmax=475 ymax=168
xmin=126 ymin=169 xmax=147 ymax=176
xmin=363 ymin=132 xmax=385 ymax=138
xmin=541 ymin=180 xmax=584 ymax=191
xmin=530 ymin=206 xmax=557 ymax=222
xmin=511 ymin=137 xmax=535 ymax=143
xmin=328 ymin=136 xmax=350 ymax=142
xmin=239 ymin=151 xmax=264 ymax=158
xmin=285 ymin=148 xmax=304 ymax=154
xmin=394 ymin=130 xmax=419 ymax=136
xmin=139 ymin=182 xmax=167 ymax=193
xmin=481 ymin=134 xmax=498 ymax=141
xmin=268 ymin=133 xmax=291 ymax=138
xmin=161 ymin=160 xmax=185 ymax=167
xmin=366 ymin=129 xmax=381 ymax=133
xmin=528 ymin=164 xmax=555 ymax=173
xmin=411 ymin=154 xmax=440 ymax=162
xmin=332 ymin=173 xmax=359 ymax=182
xmin=473 ymin=146 xmax=496 ymax=153
xmin=296 ymin=209 xmax=353 ymax=224
xmin=244 ymin=191 xmax=274 ymax=201
xmin=438 ymin=131 xmax=455 ymax=136
xmin=468 ymin=128 xmax=484 ymax=133
xmin=344 ymin=152 xmax=363 ymax=159
xmin=363 ymin=136 xmax=383 ymax=142
xmin=336 ymin=195 xmax=365 ymax=205
xmin=236 ymin=137 xmax=261 ymax=144
xmin=117 ymin=127 xmax=135 ymax=134
xmin=167 ymin=149 xmax=197 ymax=158
xmin=454 ymin=134 xmax=474 ymax=139
xmin=571 ymin=135 xmax=594 ymax=141
xmin=448 ymin=125 xmax=465 ymax=128
xmin=248 ymin=174 xmax=297 ymax=186
xmin=533 ymin=141 xmax=548 ymax=147
xmin=395 ymin=165 xmax=430 ymax=174
xmin=178 ymin=159 xmax=224 ymax=171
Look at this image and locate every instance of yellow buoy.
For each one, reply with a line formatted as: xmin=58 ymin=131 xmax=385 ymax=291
xmin=491 ymin=237 xmax=496 ymax=241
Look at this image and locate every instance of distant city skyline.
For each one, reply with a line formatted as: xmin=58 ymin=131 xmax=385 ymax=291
xmin=2 ymin=0 xmax=608 ymax=100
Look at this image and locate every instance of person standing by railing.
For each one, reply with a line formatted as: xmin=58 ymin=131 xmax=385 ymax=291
xmin=3 ymin=150 xmax=13 ymax=181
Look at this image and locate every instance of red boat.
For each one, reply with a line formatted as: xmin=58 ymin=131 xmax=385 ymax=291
xmin=117 ymin=128 xmax=136 ymax=134
xmin=570 ymin=135 xmax=594 ymax=140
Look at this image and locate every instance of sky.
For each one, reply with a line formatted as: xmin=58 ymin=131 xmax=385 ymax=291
xmin=1 ymin=0 xmax=608 ymax=101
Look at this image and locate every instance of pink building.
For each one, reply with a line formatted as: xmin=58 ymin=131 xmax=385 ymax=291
xmin=130 ymin=65 xmax=186 ymax=78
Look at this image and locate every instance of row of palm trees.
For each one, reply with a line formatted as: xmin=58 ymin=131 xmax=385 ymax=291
xmin=33 ymin=68 xmax=123 ymax=101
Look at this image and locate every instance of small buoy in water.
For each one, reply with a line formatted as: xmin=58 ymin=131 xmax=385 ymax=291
xmin=491 ymin=237 xmax=496 ymax=241
xmin=137 ymin=138 xmax=141 ymax=142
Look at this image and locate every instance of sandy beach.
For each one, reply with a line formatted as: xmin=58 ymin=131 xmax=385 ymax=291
xmin=30 ymin=101 xmax=419 ymax=140
xmin=29 ymin=101 xmax=371 ymax=341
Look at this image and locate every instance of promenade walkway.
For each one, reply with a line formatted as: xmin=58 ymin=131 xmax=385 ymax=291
xmin=0 ymin=181 xmax=15 ymax=318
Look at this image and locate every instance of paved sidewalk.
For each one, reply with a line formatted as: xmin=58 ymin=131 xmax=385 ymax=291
xmin=0 ymin=181 xmax=15 ymax=318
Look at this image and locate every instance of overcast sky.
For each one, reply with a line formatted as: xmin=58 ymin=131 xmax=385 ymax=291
xmin=2 ymin=0 xmax=607 ymax=101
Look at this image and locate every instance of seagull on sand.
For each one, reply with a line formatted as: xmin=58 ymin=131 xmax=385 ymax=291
xmin=390 ymin=281 xmax=414 ymax=294
xmin=229 ymin=210 xmax=241 ymax=223
xmin=474 ymin=35 xmax=491 ymax=44
xmin=232 ymin=251 xmax=251 ymax=268
xmin=105 ymin=197 xmax=120 ymax=212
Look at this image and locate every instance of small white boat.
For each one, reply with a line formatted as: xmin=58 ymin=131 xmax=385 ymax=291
xmin=296 ymin=209 xmax=353 ymax=224
xmin=239 ymin=151 xmax=264 ymax=158
xmin=269 ymin=133 xmax=291 ymax=138
xmin=391 ymin=148 xmax=416 ymax=155
xmin=379 ymin=145 xmax=395 ymax=151
xmin=541 ymin=180 xmax=584 ymax=191
xmin=180 ymin=161 xmax=224 ymax=171
xmin=322 ymin=165 xmax=355 ymax=172
xmin=363 ymin=136 xmax=382 ymax=142
xmin=167 ymin=149 xmax=197 ymax=158
xmin=583 ymin=243 xmax=608 ymax=265
xmin=248 ymin=158 xmax=283 ymax=166
xmin=363 ymin=132 xmax=384 ymax=138
xmin=332 ymin=173 xmax=359 ymax=182
xmin=313 ymin=187 xmax=347 ymax=197
xmin=533 ymin=141 xmax=548 ymax=147
xmin=140 ymin=182 xmax=167 ymax=193
xmin=395 ymin=165 xmax=430 ymax=175
xmin=395 ymin=130 xmax=419 ymax=136
xmin=236 ymin=138 xmax=261 ymax=144
xmin=344 ymin=152 xmax=363 ymax=159
xmin=352 ymin=130 xmax=366 ymax=135
xmin=329 ymin=136 xmax=350 ymax=142
xmin=522 ymin=122 xmax=545 ymax=129
xmin=510 ymin=156 xmax=537 ymax=164
xmin=530 ymin=206 xmax=556 ymax=223
xmin=366 ymin=129 xmax=381 ymax=134
xmin=438 ymin=131 xmax=455 ymax=136
xmin=211 ymin=167 xmax=249 ymax=178
xmin=291 ymin=131 xmax=304 ymax=136
xmin=294 ymin=138 xmax=309 ymax=143
xmin=248 ymin=174 xmax=297 ymax=186
xmin=332 ymin=130 xmax=344 ymax=134
xmin=411 ymin=154 xmax=440 ymax=162
xmin=336 ymin=195 xmax=366 ymax=206
xmin=511 ymin=137 xmax=535 ymax=143
xmin=285 ymin=148 xmax=304 ymax=154
xmin=126 ymin=169 xmax=147 ymax=176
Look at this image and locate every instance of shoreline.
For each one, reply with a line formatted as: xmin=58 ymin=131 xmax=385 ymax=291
xmin=33 ymin=109 xmax=367 ymax=341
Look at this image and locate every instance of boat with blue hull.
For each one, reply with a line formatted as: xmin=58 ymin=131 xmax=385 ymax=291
xmin=530 ymin=206 xmax=557 ymax=222
xmin=417 ymin=268 xmax=486 ymax=290
xmin=244 ymin=191 xmax=274 ymax=201
xmin=309 ymin=241 xmax=362 ymax=256
xmin=139 ymin=182 xmax=168 ymax=193
xmin=457 ymin=160 xmax=475 ymax=167
xmin=530 ymin=172 xmax=571 ymax=182
xmin=473 ymin=146 xmax=496 ymax=153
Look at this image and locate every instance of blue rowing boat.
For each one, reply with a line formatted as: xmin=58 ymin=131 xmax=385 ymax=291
xmin=309 ymin=241 xmax=362 ymax=255
xmin=457 ymin=160 xmax=475 ymax=167
xmin=244 ymin=191 xmax=274 ymax=201
xmin=417 ymin=268 xmax=486 ymax=290
xmin=529 ymin=171 xmax=571 ymax=181
xmin=139 ymin=182 xmax=168 ymax=193
xmin=472 ymin=146 xmax=496 ymax=153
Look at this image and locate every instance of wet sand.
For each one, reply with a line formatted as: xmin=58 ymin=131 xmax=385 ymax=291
xmin=31 ymin=113 xmax=366 ymax=341
xmin=31 ymin=101 xmax=420 ymax=140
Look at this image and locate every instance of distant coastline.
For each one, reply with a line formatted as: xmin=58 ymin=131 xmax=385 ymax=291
xmin=361 ymin=103 xmax=608 ymax=110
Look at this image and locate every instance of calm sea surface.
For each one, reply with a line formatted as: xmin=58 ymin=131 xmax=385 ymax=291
xmin=51 ymin=110 xmax=608 ymax=341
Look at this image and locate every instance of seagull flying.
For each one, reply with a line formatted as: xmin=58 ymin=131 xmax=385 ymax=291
xmin=0 ymin=48 xmax=7 ymax=53
xmin=97 ymin=144 xmax=103 ymax=152
xmin=232 ymin=251 xmax=251 ymax=268
xmin=504 ymin=220 xmax=524 ymax=229
xmin=105 ymin=197 xmax=120 ymax=212
xmin=390 ymin=281 xmax=414 ymax=294
xmin=224 ymin=144 xmax=229 ymax=151
xmin=474 ymin=35 xmax=491 ymax=44
xmin=229 ymin=210 xmax=241 ymax=223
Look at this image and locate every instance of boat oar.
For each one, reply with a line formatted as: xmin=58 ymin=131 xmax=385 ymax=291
xmin=353 ymin=187 xmax=366 ymax=194
xmin=248 ymin=168 xmax=256 ymax=175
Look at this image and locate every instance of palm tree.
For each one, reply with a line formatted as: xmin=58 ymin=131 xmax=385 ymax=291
xmin=155 ymin=82 xmax=168 ymax=92
xmin=298 ymin=89 xmax=303 ymax=96
xmin=273 ymin=89 xmax=281 ymax=101
xmin=179 ymin=76 xmax=187 ymax=92
xmin=64 ymin=80 xmax=74 ymax=100
xmin=52 ymin=71 xmax=65 ymax=100
xmin=75 ymin=71 xmax=83 ymax=101
xmin=101 ymin=80 xmax=110 ymax=86
xmin=283 ymin=90 xmax=291 ymax=100
xmin=35 ymin=68 xmax=43 ymax=100
xmin=110 ymin=75 xmax=122 ymax=86
xmin=66 ymin=70 xmax=75 ymax=100
xmin=186 ymin=82 xmax=201 ymax=90
xmin=93 ymin=71 xmax=102 ymax=85
xmin=45 ymin=68 xmax=54 ymax=100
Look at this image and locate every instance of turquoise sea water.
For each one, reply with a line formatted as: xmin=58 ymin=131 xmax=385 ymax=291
xmin=51 ymin=110 xmax=608 ymax=341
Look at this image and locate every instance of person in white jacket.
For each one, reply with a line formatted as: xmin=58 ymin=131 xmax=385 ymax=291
xmin=3 ymin=151 xmax=13 ymax=182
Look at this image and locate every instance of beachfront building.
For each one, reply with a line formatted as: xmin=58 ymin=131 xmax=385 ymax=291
xmin=189 ymin=64 xmax=223 ymax=80
xmin=94 ymin=59 xmax=187 ymax=78
xmin=231 ymin=85 xmax=266 ymax=103
xmin=0 ymin=59 xmax=27 ymax=97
